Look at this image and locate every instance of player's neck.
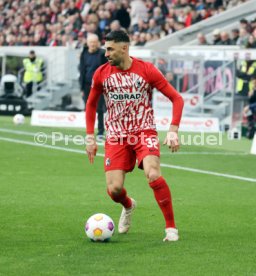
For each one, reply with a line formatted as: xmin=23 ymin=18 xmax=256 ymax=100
xmin=117 ymin=57 xmax=133 ymax=71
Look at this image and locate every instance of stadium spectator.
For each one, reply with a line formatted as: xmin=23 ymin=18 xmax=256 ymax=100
xmin=147 ymin=18 xmax=162 ymax=35
xmin=137 ymin=32 xmax=147 ymax=45
xmin=136 ymin=18 xmax=149 ymax=33
xmin=85 ymin=30 xmax=184 ymax=242
xmin=251 ymin=19 xmax=256 ymax=33
xmin=130 ymin=32 xmax=140 ymax=46
xmin=97 ymin=9 xmax=111 ymax=35
xmin=0 ymin=35 xmax=5 ymax=46
xmin=66 ymin=1 xmax=80 ymax=16
xmin=218 ymin=31 xmax=232 ymax=45
xmin=205 ymin=0 xmax=224 ymax=9
xmin=236 ymin=28 xmax=249 ymax=47
xmin=197 ymin=32 xmax=209 ymax=45
xmin=110 ymin=20 xmax=122 ymax=32
xmin=152 ymin=6 xmax=165 ymax=26
xmin=152 ymin=32 xmax=161 ymax=41
xmin=174 ymin=21 xmax=185 ymax=32
xmin=74 ymin=31 xmax=87 ymax=49
xmin=130 ymin=0 xmax=148 ymax=33
xmin=47 ymin=32 xmax=58 ymax=46
xmin=246 ymin=35 xmax=256 ymax=49
xmin=104 ymin=1 xmax=118 ymax=21
xmin=186 ymin=9 xmax=201 ymax=26
xmin=230 ymin=28 xmax=240 ymax=45
xmin=166 ymin=7 xmax=177 ymax=21
xmin=239 ymin=18 xmax=252 ymax=34
xmin=0 ymin=0 xmax=250 ymax=47
xmin=145 ymin=32 xmax=154 ymax=43
xmin=79 ymin=33 xmax=107 ymax=137
xmin=251 ymin=25 xmax=256 ymax=38
xmin=196 ymin=16 xmax=256 ymax=47
xmin=157 ymin=0 xmax=169 ymax=16
xmin=22 ymin=50 xmax=44 ymax=98
xmin=115 ymin=0 xmax=131 ymax=30
xmin=212 ymin=29 xmax=221 ymax=45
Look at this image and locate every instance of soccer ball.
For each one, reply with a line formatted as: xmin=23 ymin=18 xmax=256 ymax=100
xmin=13 ymin=114 xmax=25 ymax=125
xmin=85 ymin=213 xmax=115 ymax=242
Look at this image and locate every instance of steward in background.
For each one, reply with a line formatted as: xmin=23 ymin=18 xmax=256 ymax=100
xmin=23 ymin=50 xmax=44 ymax=97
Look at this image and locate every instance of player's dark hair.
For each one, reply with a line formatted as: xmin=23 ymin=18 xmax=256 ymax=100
xmin=105 ymin=30 xmax=130 ymax=43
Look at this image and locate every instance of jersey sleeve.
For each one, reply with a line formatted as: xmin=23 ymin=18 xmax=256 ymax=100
xmin=148 ymin=63 xmax=184 ymax=126
xmin=85 ymin=68 xmax=103 ymax=134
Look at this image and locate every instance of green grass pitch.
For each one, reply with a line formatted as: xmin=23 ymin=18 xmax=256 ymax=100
xmin=0 ymin=116 xmax=256 ymax=276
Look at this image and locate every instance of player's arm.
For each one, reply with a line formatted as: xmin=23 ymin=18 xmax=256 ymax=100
xmin=149 ymin=64 xmax=184 ymax=152
xmin=159 ymin=83 xmax=184 ymax=152
xmin=85 ymin=70 xmax=103 ymax=163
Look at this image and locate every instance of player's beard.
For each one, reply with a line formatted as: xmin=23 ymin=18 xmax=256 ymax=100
xmin=108 ymin=57 xmax=121 ymax=67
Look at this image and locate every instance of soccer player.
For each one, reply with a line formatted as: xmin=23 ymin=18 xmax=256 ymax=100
xmin=85 ymin=30 xmax=184 ymax=242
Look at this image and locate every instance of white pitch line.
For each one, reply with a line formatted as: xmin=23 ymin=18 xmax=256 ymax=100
xmin=0 ymin=136 xmax=255 ymax=183
xmin=0 ymin=127 xmax=81 ymax=141
xmin=160 ymin=152 xmax=248 ymax=156
xmin=160 ymin=163 xmax=256 ymax=183
xmin=0 ymin=128 xmax=248 ymax=156
xmin=0 ymin=136 xmax=104 ymax=157
xmin=0 ymin=128 xmax=39 ymax=136
xmin=0 ymin=127 xmax=105 ymax=145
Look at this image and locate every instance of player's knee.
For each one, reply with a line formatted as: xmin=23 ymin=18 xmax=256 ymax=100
xmin=107 ymin=180 xmax=123 ymax=195
xmin=109 ymin=186 xmax=123 ymax=196
xmin=146 ymin=168 xmax=161 ymax=183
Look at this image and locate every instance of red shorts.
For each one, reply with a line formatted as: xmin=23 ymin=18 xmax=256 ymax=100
xmin=104 ymin=130 xmax=160 ymax=172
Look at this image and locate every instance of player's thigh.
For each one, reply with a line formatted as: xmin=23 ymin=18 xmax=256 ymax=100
xmin=104 ymin=139 xmax=136 ymax=172
xmin=143 ymin=155 xmax=161 ymax=182
xmin=135 ymin=130 xmax=160 ymax=170
xmin=106 ymin=170 xmax=126 ymax=194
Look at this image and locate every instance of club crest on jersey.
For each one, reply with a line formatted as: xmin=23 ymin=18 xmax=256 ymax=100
xmin=135 ymin=80 xmax=141 ymax=88
xmin=109 ymin=92 xmax=141 ymax=102
xmin=105 ymin=158 xmax=111 ymax=166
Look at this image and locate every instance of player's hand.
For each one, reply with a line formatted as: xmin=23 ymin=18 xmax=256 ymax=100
xmin=163 ymin=131 xmax=180 ymax=152
xmin=86 ymin=135 xmax=98 ymax=164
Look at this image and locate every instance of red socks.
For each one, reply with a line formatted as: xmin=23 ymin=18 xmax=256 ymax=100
xmin=107 ymin=188 xmax=132 ymax=209
xmin=149 ymin=176 xmax=176 ymax=228
xmin=107 ymin=178 xmax=176 ymax=228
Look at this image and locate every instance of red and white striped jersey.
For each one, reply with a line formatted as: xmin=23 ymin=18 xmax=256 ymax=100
xmin=86 ymin=57 xmax=183 ymax=138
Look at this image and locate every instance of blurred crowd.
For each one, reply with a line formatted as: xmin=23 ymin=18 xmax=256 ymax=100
xmin=197 ymin=18 xmax=256 ymax=48
xmin=0 ymin=0 xmax=248 ymax=48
